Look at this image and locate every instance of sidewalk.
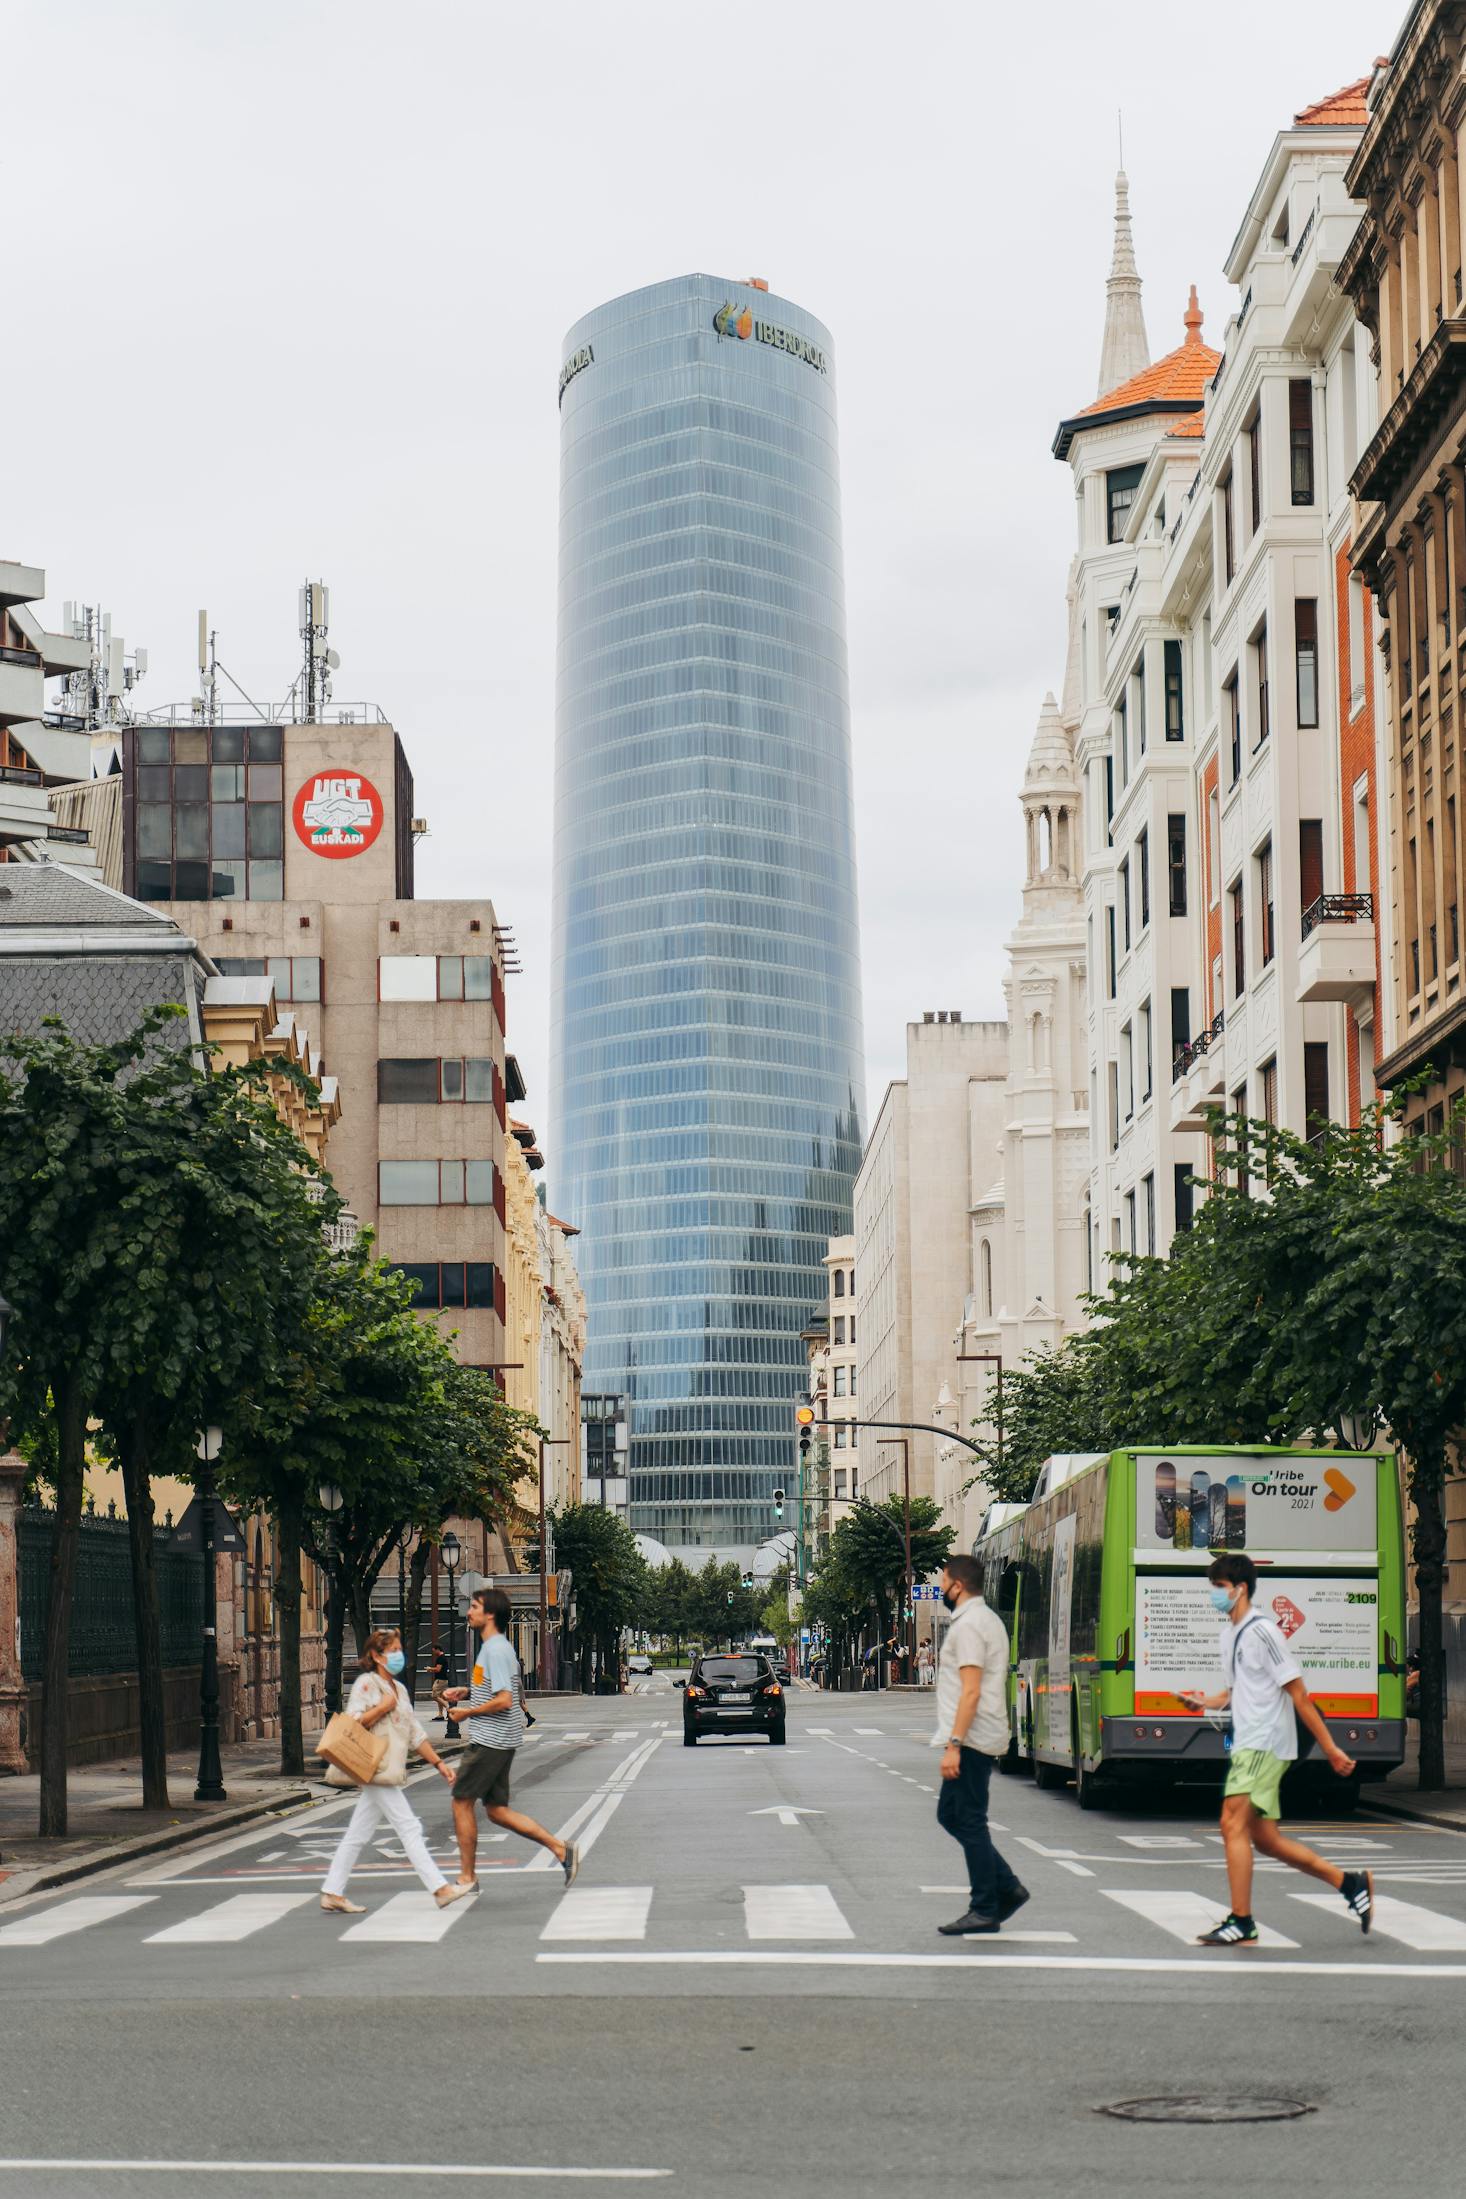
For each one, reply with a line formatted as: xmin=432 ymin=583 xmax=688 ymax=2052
xmin=1363 ymin=1732 xmax=1466 ymax=1831
xmin=0 ymin=1735 xmax=329 ymax=1905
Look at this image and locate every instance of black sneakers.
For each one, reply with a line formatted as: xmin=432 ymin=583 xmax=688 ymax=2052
xmin=937 ymin=1909 xmax=999 ymax=1936
xmin=1341 ymin=1869 xmax=1374 ymax=1933
xmin=1196 ymin=1912 xmax=1260 ymax=1946
xmin=996 ymin=1885 xmax=1031 ymax=1923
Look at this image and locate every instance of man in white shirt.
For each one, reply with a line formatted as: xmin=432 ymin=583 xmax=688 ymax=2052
xmin=1183 ymin=1552 xmax=1372 ymax=1947
xmin=931 ymin=1554 xmax=1028 ymax=1936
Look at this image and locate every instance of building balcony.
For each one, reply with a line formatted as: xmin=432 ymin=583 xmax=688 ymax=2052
xmin=0 ymin=764 xmax=51 ymax=846
xmin=1297 ymin=895 xmax=1376 ymax=1005
xmin=0 ymin=649 xmax=45 ymax=729
xmin=0 ymin=562 xmax=44 ymax=611
xmin=1170 ymin=1011 xmax=1226 ymax=1132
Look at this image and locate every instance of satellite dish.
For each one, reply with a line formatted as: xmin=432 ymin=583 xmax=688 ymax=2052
xmin=326 ymin=649 xmax=341 ymax=670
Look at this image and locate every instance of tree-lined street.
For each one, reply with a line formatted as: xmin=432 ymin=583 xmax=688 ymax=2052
xmin=0 ymin=1687 xmax=1462 ymax=2194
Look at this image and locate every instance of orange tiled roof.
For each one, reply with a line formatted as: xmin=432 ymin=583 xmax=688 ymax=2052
xmin=1168 ymin=413 xmax=1205 ymax=439
xmin=1294 ymin=76 xmax=1371 ymax=128
xmin=1075 ymin=288 xmax=1218 ymax=422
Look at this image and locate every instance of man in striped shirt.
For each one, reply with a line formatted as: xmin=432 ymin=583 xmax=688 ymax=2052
xmin=1185 ymin=1552 xmax=1370 ymax=1946
xmin=444 ymin=1586 xmax=580 ymax=1892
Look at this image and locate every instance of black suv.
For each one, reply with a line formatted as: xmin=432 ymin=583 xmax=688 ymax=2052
xmin=680 ymin=1653 xmax=786 ymax=1745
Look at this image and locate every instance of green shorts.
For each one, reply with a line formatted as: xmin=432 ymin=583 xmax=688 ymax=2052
xmin=453 ymin=1744 xmax=515 ymax=1809
xmin=1223 ymin=1747 xmax=1287 ymax=1820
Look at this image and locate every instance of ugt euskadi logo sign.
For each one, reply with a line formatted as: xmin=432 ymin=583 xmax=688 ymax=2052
xmin=292 ymin=772 xmax=384 ymax=859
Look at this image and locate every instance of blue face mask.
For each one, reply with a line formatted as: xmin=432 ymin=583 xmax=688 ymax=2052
xmin=1209 ymin=1586 xmax=1236 ymax=1613
xmin=384 ymin=1649 xmax=407 ymax=1676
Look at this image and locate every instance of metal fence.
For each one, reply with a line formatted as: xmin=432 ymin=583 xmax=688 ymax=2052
xmin=17 ymin=1503 xmax=203 ymax=1684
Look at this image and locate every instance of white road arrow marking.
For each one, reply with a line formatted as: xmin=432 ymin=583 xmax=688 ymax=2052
xmin=749 ymin=1807 xmax=824 ymax=1828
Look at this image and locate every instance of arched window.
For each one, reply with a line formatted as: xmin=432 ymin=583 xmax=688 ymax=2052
xmin=980 ymin=1238 xmax=993 ymax=1318
xmin=1038 ymin=808 xmax=1053 ymax=872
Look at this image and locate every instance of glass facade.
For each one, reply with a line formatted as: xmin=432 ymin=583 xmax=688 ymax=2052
xmin=551 ymin=274 xmax=864 ymax=1553
xmin=129 ymin=722 xmax=285 ymax=902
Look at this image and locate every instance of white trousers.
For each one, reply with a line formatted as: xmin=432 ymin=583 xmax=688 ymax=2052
xmin=323 ymin=1782 xmax=447 ymax=1896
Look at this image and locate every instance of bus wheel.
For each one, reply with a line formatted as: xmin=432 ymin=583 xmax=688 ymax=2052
xmin=1033 ymin=1758 xmax=1069 ymax=1791
xmin=1074 ymin=1751 xmax=1108 ymax=1811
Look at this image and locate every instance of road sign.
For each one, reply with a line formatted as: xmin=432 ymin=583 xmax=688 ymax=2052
xmin=912 ymin=1583 xmax=944 ymax=1600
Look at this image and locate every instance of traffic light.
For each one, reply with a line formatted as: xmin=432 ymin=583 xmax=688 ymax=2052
xmin=772 ymin=1487 xmax=785 ymax=1519
xmin=726 ymin=1591 xmax=733 ymax=1606
xmin=740 ymin=1572 xmax=754 ymax=1588
xmin=795 ymin=1403 xmax=815 ymax=1460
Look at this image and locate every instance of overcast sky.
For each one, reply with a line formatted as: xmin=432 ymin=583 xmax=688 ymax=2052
xmin=9 ymin=0 xmax=1391 ymax=1156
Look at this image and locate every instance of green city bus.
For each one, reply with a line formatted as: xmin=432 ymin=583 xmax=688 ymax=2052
xmin=973 ymin=1446 xmax=1407 ymax=1809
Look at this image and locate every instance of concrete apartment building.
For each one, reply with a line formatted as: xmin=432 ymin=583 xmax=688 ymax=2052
xmin=799 ymin=1235 xmax=859 ymax=1550
xmin=854 ymin=1016 xmax=1007 ymax=1512
xmin=0 ymin=561 xmax=103 ymax=870
xmin=120 ymin=708 xmax=511 ymax=1374
xmin=1057 ymin=86 xmax=1385 ymax=1279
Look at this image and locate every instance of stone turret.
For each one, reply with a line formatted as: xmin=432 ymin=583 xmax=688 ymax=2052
xmin=1097 ymin=168 xmax=1150 ymax=397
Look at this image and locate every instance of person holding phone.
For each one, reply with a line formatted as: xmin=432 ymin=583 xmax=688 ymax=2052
xmin=1185 ymin=1554 xmax=1372 ymax=1947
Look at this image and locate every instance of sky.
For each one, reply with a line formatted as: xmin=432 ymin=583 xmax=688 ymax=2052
xmin=7 ymin=0 xmax=1392 ymax=1154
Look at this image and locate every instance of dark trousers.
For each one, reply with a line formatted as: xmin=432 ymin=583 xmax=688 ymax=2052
xmin=936 ymin=1746 xmax=1020 ymax=1917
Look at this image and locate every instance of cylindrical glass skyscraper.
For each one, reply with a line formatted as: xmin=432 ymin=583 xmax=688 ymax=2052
xmin=551 ymin=273 xmax=864 ymax=1555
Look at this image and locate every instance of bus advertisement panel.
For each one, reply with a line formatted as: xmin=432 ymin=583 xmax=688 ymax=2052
xmin=1136 ymin=1575 xmax=1381 ymax=1715
xmin=1135 ymin=1452 xmax=1377 ymax=1559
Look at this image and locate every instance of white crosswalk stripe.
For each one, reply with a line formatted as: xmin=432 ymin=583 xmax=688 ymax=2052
xmin=1102 ymin=1889 xmax=1299 ymax=1948
xmin=0 ymin=1896 xmax=155 ymax=1945
xmin=339 ymin=1892 xmax=476 ymax=1943
xmin=1291 ymin=1890 xmax=1466 ymax=1951
xmin=145 ymin=1893 xmax=317 ymax=1945
xmin=744 ymin=1885 xmax=854 ymax=1941
xmin=542 ymin=1887 xmax=652 ymax=1942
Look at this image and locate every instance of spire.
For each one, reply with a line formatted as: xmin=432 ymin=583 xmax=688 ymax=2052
xmin=1097 ymin=168 xmax=1150 ymax=397
xmin=1183 ymin=283 xmax=1204 ymax=344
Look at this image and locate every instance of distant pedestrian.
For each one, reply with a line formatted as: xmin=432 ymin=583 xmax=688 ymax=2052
xmin=916 ymin=1640 xmax=934 ymax=1688
xmin=861 ymin=1642 xmax=878 ymax=1692
xmin=429 ymin=1645 xmax=451 ymax=1724
xmin=1186 ymin=1553 xmax=1371 ymax=1947
xmin=932 ymin=1555 xmax=1028 ymax=1937
xmin=320 ymin=1629 xmax=470 ymax=1916
xmin=444 ymin=1586 xmax=580 ymax=1891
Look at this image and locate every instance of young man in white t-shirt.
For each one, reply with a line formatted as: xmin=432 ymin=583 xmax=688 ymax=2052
xmin=931 ymin=1555 xmax=1028 ymax=1936
xmin=1183 ymin=1552 xmax=1372 ymax=1947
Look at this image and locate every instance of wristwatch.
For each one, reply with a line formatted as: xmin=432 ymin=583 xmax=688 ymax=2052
xmin=946 ymin=1736 xmax=963 ymax=1747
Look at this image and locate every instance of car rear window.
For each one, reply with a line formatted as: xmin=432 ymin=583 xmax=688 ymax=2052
xmin=699 ymin=1657 xmax=765 ymax=1683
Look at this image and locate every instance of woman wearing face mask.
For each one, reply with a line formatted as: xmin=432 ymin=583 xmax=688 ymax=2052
xmin=320 ymin=1628 xmax=473 ymax=1915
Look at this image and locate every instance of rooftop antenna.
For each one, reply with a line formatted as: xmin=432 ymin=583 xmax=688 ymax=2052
xmin=297 ymin=579 xmax=335 ymax=723
xmin=197 ymin=610 xmax=219 ymax=725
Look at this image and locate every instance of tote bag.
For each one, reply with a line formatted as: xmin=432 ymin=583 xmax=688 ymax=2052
xmin=316 ymin=1710 xmax=387 ymax=1787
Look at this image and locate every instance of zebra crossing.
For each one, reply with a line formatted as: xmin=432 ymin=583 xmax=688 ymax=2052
xmin=6 ymin=1876 xmax=1466 ymax=1960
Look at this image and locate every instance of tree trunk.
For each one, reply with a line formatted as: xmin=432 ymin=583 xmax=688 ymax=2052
xmin=118 ymin=1418 xmax=169 ymax=1810
xmin=39 ymin=1376 xmax=87 ymax=1838
xmin=349 ymin=1573 xmax=373 ymax=1658
xmin=323 ymin=1553 xmax=347 ymax=1717
xmin=1413 ymin=1458 xmax=1448 ymax=1791
xmin=403 ymin=1538 xmax=431 ymax=1705
xmin=275 ymin=1493 xmax=305 ymax=1777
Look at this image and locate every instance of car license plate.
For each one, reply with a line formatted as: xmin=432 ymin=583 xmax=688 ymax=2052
xmin=722 ymin=1692 xmax=751 ymax=1704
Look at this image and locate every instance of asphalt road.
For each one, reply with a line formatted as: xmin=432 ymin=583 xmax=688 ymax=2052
xmin=2 ymin=1684 xmax=1462 ymax=2196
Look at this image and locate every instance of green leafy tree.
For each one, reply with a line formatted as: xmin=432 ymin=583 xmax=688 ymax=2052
xmin=829 ymin=1497 xmax=955 ymax=1641
xmin=549 ymin=1503 xmax=649 ymax=1692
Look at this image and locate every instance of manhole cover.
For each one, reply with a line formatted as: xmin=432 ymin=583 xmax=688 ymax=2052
xmin=1100 ymin=2097 xmax=1314 ymax=2125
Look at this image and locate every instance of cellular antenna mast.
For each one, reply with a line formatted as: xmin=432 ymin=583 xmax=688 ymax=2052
xmin=197 ymin=610 xmax=219 ymax=725
xmin=297 ymin=579 xmax=336 ymax=723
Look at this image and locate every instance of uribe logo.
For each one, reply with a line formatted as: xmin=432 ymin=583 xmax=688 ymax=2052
xmin=292 ymin=772 xmax=384 ymax=858
xmin=1323 ymin=1467 xmax=1357 ymax=1513
xmin=713 ymin=300 xmax=753 ymax=341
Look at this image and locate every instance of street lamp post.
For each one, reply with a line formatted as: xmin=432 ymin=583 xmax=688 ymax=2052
xmin=0 ymin=1290 xmax=26 ymax=1775
xmin=538 ymin=1439 xmax=572 ymax=1693
xmin=440 ymin=1531 xmax=461 ymax=1697
xmin=318 ymin=1481 xmax=345 ymax=1715
xmin=193 ymin=1426 xmax=227 ymax=1803
xmin=878 ymin=1436 xmax=913 ymax=1683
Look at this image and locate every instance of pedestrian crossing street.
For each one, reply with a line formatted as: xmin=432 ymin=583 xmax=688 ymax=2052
xmin=6 ymin=1878 xmax=1466 ymax=1956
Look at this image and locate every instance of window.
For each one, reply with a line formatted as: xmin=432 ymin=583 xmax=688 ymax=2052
xmin=1261 ymin=1056 xmax=1279 ymax=1127
xmin=1119 ymin=859 xmax=1132 ymax=952
xmin=1134 ymin=657 xmax=1148 ymax=754
xmin=1106 ymin=904 xmax=1117 ymax=997
xmin=834 ymin=1468 xmax=847 ymax=1496
xmin=849 ymin=1365 xmax=857 ymax=1396
xmin=1104 ymin=754 xmax=1115 ymax=832
xmin=833 ymin=1366 xmax=846 ymax=1396
xmin=1142 ymin=1172 xmax=1156 ymax=1254
xmin=1231 ymin=880 xmax=1246 ymax=996
xmin=1295 ymin=599 xmax=1319 ymax=727
xmin=1174 ymin=1163 xmax=1195 ymax=1233
xmin=833 ymin=1270 xmax=845 ymax=1298
xmin=1122 ymin=1024 xmax=1134 ymax=1120
xmin=848 ymin=1316 xmax=856 ymax=1344
xmin=130 ymin=721 xmax=285 ymax=905
xmin=848 ymin=1267 xmax=855 ymax=1293
xmin=1299 ymin=818 xmax=1324 ymax=920
xmin=378 ymin=1159 xmax=499 ymax=1205
xmin=1107 ymin=463 xmax=1145 ymax=542
xmin=1138 ymin=829 xmax=1150 ymax=929
xmin=215 ymin=955 xmax=323 ymax=1003
xmin=1167 ymin=814 xmax=1187 ymax=916
xmin=1247 ymin=410 xmax=1262 ymax=536
xmin=1126 ymin=1188 xmax=1137 ymax=1254
xmin=1225 ymin=673 xmax=1241 ymax=781
xmin=832 ymin=1317 xmax=845 ymax=1345
xmin=834 ymin=1427 xmax=847 ymax=1449
xmin=1232 ymin=1086 xmax=1250 ymax=1195
xmin=1107 ymin=1061 xmax=1120 ymax=1152
xmin=1254 ymin=624 xmax=1270 ymax=747
xmin=378 ymin=954 xmax=497 ymax=1003
xmin=1140 ymin=999 xmax=1153 ymax=1099
xmin=1171 ymin=986 xmax=1191 ymax=1056
xmin=377 ymin=1057 xmax=497 ymax=1104
xmin=1304 ymin=1041 xmax=1330 ymax=1138
xmin=1289 ymin=379 xmax=1315 ymax=504
xmin=1222 ymin=470 xmax=1236 ymax=582
xmin=980 ymin=1238 xmax=993 ymax=1318
xmin=1164 ymin=639 xmax=1184 ymax=740
xmin=1258 ymin=842 xmax=1275 ymax=966
xmin=392 ymin=1261 xmax=499 ymax=1311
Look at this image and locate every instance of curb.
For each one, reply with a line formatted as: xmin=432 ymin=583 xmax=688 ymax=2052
xmin=0 ymin=1785 xmax=318 ymax=1908
xmin=1361 ymin=1787 xmax=1466 ymax=1834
